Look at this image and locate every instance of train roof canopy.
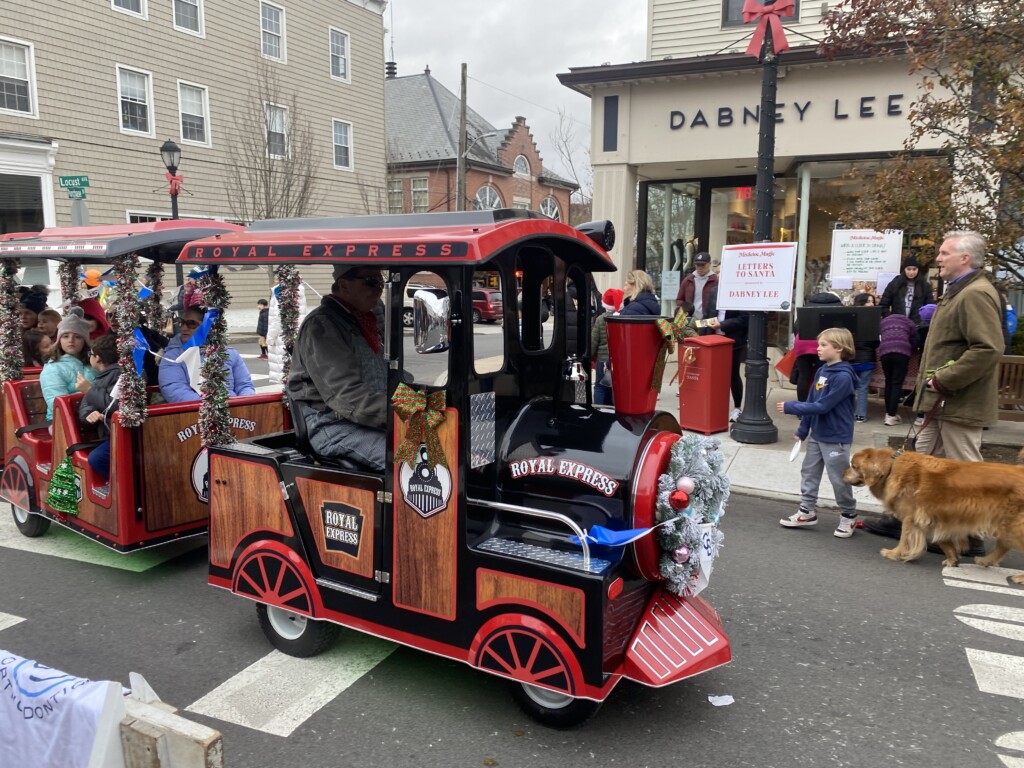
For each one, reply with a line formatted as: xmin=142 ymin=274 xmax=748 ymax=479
xmin=0 ymin=220 xmax=243 ymax=263
xmin=176 ymin=210 xmax=616 ymax=272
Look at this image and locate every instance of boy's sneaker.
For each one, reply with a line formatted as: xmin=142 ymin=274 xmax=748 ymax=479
xmin=884 ymin=414 xmax=902 ymax=426
xmin=834 ymin=515 xmax=857 ymax=538
xmin=913 ymin=414 xmax=925 ymax=427
xmin=780 ymin=509 xmax=817 ymax=528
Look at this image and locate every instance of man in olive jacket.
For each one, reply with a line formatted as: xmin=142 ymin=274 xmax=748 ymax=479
xmin=913 ymin=230 xmax=1003 ymax=461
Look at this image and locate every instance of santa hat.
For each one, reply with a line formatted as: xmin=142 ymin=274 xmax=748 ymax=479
xmin=602 ymin=288 xmax=624 ymax=312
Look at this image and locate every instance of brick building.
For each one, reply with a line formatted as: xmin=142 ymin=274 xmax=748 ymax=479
xmin=384 ymin=68 xmax=575 ymax=220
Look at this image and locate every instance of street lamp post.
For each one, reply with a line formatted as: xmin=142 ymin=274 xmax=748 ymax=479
xmin=160 ymin=138 xmax=184 ymax=286
xmin=160 ymin=139 xmax=182 ymax=221
xmin=731 ymin=2 xmax=784 ymax=444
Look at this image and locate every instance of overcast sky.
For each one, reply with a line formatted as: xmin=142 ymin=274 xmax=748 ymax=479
xmin=386 ymin=0 xmax=648 ymax=186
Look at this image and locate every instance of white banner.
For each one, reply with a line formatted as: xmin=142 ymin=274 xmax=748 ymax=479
xmin=831 ymin=229 xmax=903 ymax=280
xmin=716 ymin=242 xmax=797 ymax=311
xmin=0 ymin=652 xmax=120 ymax=768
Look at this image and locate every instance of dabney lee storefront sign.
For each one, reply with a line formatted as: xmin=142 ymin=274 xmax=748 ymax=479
xmin=668 ymin=92 xmax=905 ymax=130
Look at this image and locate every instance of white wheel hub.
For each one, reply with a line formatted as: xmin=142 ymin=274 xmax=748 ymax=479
xmin=266 ymin=605 xmax=308 ymax=641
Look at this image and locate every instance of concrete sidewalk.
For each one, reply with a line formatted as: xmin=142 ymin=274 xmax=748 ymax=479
xmin=655 ymin=357 xmax=1024 ymax=517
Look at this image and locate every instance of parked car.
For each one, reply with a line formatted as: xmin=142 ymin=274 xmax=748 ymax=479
xmin=471 ymin=288 xmax=503 ymax=323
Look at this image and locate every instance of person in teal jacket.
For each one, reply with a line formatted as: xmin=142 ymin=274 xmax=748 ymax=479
xmin=39 ymin=307 xmax=96 ymax=422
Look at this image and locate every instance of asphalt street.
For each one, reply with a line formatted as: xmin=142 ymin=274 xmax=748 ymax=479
xmin=2 ymin=492 xmax=1023 ymax=768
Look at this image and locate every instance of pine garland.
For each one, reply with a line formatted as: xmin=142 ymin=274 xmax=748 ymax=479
xmin=276 ymin=265 xmax=301 ymax=381
xmin=0 ymin=259 xmax=24 ymax=382
xmin=654 ymin=434 xmax=730 ymax=596
xmin=113 ymin=251 xmax=147 ymax=428
xmin=58 ymin=260 xmax=81 ymax=308
xmin=143 ymin=260 xmax=165 ymax=329
xmin=197 ymin=267 xmax=232 ymax=447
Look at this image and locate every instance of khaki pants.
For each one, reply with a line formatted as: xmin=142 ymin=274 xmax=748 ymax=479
xmin=915 ymin=418 xmax=983 ymax=462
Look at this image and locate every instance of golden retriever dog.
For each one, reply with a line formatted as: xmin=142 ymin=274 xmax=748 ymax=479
xmin=843 ymin=447 xmax=1024 ymax=579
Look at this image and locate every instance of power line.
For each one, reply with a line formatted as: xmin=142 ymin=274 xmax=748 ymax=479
xmin=467 ymin=75 xmax=589 ymax=130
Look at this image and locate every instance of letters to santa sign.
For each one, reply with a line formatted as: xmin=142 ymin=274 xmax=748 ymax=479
xmin=716 ymin=242 xmax=797 ymax=312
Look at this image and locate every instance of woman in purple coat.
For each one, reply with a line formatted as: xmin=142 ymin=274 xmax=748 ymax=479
xmin=878 ymin=311 xmax=918 ymax=425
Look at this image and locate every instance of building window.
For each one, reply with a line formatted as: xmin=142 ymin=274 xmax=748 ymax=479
xmin=112 ymin=0 xmax=146 ymax=18
xmin=475 ymin=185 xmax=502 ymax=210
xmin=0 ymin=38 xmax=35 ymax=117
xmin=260 ymin=2 xmax=286 ymax=61
xmin=332 ymin=119 xmax=353 ymax=170
xmin=117 ymin=65 xmax=153 ymax=136
xmin=173 ymin=0 xmax=203 ymax=35
xmin=540 ymin=196 xmax=560 ymax=221
xmin=329 ymin=28 xmax=350 ymax=81
xmin=723 ymin=0 xmax=798 ymax=27
xmin=513 ymin=155 xmax=530 ymax=176
xmin=387 ymin=179 xmax=404 ymax=214
xmin=178 ymin=81 xmax=209 ymax=146
xmin=411 ymin=177 xmax=429 ymax=213
xmin=512 ymin=198 xmax=530 ymax=210
xmin=265 ymin=103 xmax=288 ymax=158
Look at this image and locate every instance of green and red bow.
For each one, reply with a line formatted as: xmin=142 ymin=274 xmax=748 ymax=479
xmin=392 ymin=383 xmax=448 ymax=468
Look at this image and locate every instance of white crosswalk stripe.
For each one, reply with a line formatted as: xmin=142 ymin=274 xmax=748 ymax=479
xmin=186 ymin=636 xmax=395 ymax=737
xmin=0 ymin=611 xmax=25 ymax=633
xmin=943 ymin=564 xmax=1024 ymax=596
xmin=955 ymin=604 xmax=1024 ymax=643
xmin=966 ymin=648 xmax=1024 ymax=700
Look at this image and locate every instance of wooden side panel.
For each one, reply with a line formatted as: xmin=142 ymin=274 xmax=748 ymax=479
xmin=477 ymin=569 xmax=586 ymax=648
xmin=142 ymin=400 xmax=285 ymax=532
xmin=51 ymin=405 xmax=118 ymax=536
xmin=208 ymin=453 xmax=294 ymax=569
xmin=392 ymin=409 xmax=458 ymax=620
xmin=296 ymin=477 xmax=375 ymax=579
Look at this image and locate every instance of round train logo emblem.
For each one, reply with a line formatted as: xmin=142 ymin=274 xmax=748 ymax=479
xmin=191 ymin=448 xmax=210 ymax=503
xmin=399 ymin=445 xmax=452 ymax=519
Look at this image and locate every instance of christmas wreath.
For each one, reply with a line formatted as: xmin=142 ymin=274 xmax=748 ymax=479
xmin=655 ymin=433 xmax=730 ymax=596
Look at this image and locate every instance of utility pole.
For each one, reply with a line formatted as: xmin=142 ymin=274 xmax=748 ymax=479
xmin=455 ymin=63 xmax=468 ymax=211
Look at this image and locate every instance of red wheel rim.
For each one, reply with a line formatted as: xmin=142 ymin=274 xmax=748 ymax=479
xmin=477 ymin=628 xmax=573 ymax=693
xmin=234 ymin=551 xmax=311 ymax=613
xmin=1 ymin=463 xmax=30 ymax=511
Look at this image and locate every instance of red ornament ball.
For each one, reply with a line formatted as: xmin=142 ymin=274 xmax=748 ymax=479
xmin=669 ymin=490 xmax=690 ymax=510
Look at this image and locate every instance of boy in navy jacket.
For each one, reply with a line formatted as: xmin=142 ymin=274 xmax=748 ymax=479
xmin=775 ymin=328 xmax=860 ymax=538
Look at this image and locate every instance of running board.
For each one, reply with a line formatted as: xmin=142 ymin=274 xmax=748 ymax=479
xmin=315 ymin=577 xmax=379 ymax=602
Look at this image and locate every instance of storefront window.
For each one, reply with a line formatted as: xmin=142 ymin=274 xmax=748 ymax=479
xmin=642 ymin=181 xmax=699 ymax=316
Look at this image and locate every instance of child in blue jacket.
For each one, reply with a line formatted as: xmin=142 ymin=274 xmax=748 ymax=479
xmin=775 ymin=327 xmax=859 ymax=538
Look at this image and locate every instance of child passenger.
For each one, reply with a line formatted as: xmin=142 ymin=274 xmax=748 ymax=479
xmin=775 ymin=327 xmax=860 ymax=538
xmin=78 ymin=334 xmax=120 ymax=481
xmin=39 ymin=308 xmax=95 ymax=422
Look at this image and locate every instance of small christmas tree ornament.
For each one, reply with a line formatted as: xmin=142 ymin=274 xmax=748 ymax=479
xmin=676 ymin=476 xmax=695 ymax=493
xmin=668 ymin=490 xmax=690 ymax=510
xmin=46 ymin=457 xmax=79 ymax=516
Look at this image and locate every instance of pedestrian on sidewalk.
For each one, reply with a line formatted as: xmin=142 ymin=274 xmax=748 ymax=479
xmin=865 ymin=232 xmax=1002 ymax=553
xmin=591 ymin=287 xmax=623 ymax=405
xmin=256 ymin=299 xmax=269 ymax=359
xmin=878 ymin=310 xmax=917 ymax=426
xmin=851 ymin=293 xmax=880 ymax=422
xmin=775 ymin=327 xmax=860 ymax=538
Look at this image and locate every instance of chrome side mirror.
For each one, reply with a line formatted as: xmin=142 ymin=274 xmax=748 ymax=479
xmin=413 ymin=290 xmax=450 ymax=353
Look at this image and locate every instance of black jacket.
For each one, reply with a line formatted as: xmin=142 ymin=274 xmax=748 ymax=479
xmin=703 ymin=288 xmax=749 ymax=347
xmin=78 ymin=365 xmax=120 ymax=439
xmin=620 ymin=291 xmax=661 ymax=316
xmin=880 ymin=276 xmax=934 ymax=322
xmin=256 ymin=307 xmax=269 ymax=338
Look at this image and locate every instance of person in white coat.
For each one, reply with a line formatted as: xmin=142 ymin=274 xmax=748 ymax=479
xmin=267 ymin=280 xmax=308 ymax=386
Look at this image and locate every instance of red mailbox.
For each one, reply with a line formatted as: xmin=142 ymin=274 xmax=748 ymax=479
xmin=677 ymin=335 xmax=734 ymax=435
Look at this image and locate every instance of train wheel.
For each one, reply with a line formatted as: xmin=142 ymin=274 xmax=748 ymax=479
xmin=478 ymin=626 xmax=600 ymax=729
xmin=508 ymin=681 xmax=601 ymax=729
xmin=11 ymin=505 xmax=50 ymax=538
xmin=234 ymin=549 xmax=313 ymax=613
xmin=256 ymin=604 xmax=339 ymax=658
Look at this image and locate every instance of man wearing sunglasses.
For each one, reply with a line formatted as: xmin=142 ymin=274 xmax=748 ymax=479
xmin=159 ymin=306 xmax=256 ymax=403
xmin=288 ymin=265 xmax=387 ymax=470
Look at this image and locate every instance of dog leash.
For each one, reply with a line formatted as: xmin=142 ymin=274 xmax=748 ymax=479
xmin=899 ymin=396 xmax=944 ymax=454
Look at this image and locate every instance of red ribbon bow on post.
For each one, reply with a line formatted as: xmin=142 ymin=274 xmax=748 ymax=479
xmin=742 ymin=0 xmax=794 ymax=58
